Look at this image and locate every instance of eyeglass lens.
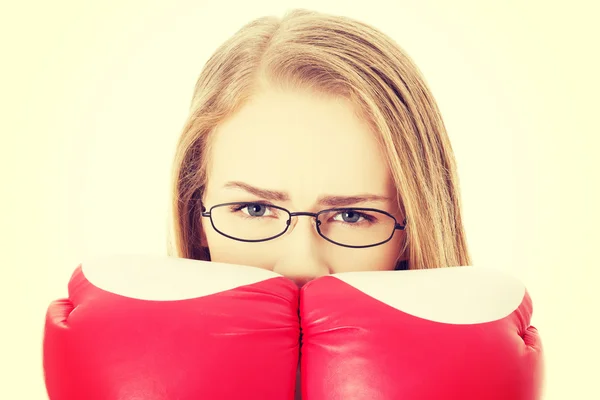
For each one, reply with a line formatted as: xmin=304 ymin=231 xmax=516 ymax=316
xmin=209 ymin=203 xmax=396 ymax=247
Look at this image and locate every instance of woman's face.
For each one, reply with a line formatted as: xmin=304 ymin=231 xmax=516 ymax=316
xmin=200 ymin=86 xmax=406 ymax=287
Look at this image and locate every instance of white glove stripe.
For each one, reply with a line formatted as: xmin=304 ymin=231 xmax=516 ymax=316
xmin=330 ymin=266 xmax=527 ymax=324
xmin=81 ymin=254 xmax=284 ymax=301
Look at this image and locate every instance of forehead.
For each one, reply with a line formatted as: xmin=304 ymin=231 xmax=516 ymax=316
xmin=206 ymin=88 xmax=393 ymax=206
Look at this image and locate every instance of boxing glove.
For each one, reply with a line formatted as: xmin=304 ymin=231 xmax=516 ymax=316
xmin=300 ymin=266 xmax=544 ymax=400
xmin=43 ymin=254 xmax=300 ymax=400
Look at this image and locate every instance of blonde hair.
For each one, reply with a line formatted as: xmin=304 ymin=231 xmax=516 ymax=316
xmin=168 ymin=9 xmax=472 ymax=269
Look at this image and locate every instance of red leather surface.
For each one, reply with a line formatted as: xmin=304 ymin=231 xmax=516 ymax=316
xmin=43 ymin=266 xmax=300 ymax=400
xmin=300 ymin=276 xmax=544 ymax=400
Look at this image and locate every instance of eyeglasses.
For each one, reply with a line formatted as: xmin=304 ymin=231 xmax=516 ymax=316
xmin=201 ymin=202 xmax=407 ymax=249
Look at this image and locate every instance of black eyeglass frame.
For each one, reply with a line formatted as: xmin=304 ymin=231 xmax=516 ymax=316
xmin=201 ymin=202 xmax=407 ymax=249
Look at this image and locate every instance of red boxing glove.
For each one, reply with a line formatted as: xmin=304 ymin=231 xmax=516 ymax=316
xmin=43 ymin=254 xmax=299 ymax=400
xmin=300 ymin=266 xmax=544 ymax=400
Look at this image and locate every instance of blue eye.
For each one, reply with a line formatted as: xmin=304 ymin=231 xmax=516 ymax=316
xmin=331 ymin=210 xmax=371 ymax=224
xmin=245 ymin=204 xmax=267 ymax=217
xmin=340 ymin=211 xmax=361 ymax=223
xmin=230 ymin=203 xmax=274 ymax=218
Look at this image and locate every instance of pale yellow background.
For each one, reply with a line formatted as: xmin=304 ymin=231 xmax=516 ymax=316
xmin=1 ymin=0 xmax=598 ymax=398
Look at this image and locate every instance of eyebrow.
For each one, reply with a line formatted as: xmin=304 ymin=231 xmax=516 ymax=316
xmin=223 ymin=181 xmax=391 ymax=207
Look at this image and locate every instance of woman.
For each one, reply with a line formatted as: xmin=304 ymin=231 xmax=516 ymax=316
xmin=168 ymin=8 xmax=472 ymax=285
xmin=43 ymin=11 xmax=542 ymax=400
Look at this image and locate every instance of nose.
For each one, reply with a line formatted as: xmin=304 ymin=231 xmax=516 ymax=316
xmin=289 ymin=275 xmax=314 ymax=289
xmin=272 ymin=215 xmax=330 ymax=288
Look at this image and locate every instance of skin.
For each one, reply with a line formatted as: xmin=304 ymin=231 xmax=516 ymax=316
xmin=200 ymin=85 xmax=407 ymax=288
